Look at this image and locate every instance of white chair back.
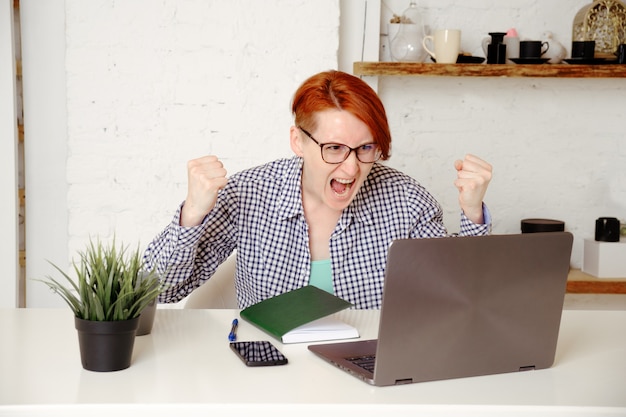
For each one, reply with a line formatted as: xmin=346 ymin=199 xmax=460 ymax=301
xmin=184 ymin=253 xmax=238 ymax=309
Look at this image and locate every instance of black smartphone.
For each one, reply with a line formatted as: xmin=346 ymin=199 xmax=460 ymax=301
xmin=230 ymin=341 xmax=288 ymax=366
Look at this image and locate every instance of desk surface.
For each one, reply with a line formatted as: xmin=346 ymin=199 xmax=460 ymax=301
xmin=1 ymin=308 xmax=625 ymax=417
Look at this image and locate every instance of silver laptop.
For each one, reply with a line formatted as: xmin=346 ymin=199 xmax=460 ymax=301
xmin=308 ymin=232 xmax=574 ymax=386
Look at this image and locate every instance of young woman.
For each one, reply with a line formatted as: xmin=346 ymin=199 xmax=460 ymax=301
xmin=143 ymin=70 xmax=492 ymax=309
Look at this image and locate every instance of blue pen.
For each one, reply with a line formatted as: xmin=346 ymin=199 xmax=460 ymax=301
xmin=228 ymin=318 xmax=238 ymax=341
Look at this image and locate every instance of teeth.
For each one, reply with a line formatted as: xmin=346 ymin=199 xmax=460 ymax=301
xmin=335 ymin=178 xmax=353 ymax=184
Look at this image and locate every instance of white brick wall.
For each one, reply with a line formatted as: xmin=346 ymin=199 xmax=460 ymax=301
xmin=380 ymin=76 xmax=625 ymax=265
xmin=64 ymin=0 xmax=340 ymax=256
xmin=65 ymin=0 xmax=626 ymax=268
xmin=22 ymin=0 xmax=626 ymax=307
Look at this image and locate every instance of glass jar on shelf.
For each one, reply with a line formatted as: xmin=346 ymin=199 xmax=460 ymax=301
xmin=389 ymin=1 xmax=429 ymax=62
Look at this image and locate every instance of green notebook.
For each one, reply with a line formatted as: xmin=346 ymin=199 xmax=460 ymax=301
xmin=240 ymin=285 xmax=356 ymax=343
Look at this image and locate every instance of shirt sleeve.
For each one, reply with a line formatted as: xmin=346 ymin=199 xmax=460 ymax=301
xmin=458 ymin=203 xmax=492 ymax=236
xmin=142 ymin=203 xmax=213 ymax=303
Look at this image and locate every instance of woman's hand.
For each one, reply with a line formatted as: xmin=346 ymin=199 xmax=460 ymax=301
xmin=453 ymin=154 xmax=492 ymax=224
xmin=180 ymin=155 xmax=228 ymax=227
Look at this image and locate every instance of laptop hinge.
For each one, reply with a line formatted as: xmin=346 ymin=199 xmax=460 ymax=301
xmin=394 ymin=378 xmax=413 ymax=385
xmin=519 ymin=365 xmax=536 ymax=372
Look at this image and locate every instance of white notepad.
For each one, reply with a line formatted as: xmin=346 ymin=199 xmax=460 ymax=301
xmin=282 ymin=316 xmax=359 ymax=344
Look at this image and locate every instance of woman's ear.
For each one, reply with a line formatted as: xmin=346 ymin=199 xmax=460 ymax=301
xmin=289 ymin=126 xmax=304 ymax=157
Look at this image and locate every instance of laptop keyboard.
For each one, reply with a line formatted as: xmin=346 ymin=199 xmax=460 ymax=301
xmin=347 ymin=355 xmax=376 ymax=373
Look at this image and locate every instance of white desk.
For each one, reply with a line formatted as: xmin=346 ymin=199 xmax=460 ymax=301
xmin=1 ymin=308 xmax=625 ymax=417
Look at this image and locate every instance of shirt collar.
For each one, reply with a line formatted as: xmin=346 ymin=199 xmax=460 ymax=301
xmin=276 ymin=157 xmax=305 ymax=221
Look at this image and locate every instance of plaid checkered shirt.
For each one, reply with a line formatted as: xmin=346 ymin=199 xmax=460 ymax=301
xmin=143 ymin=156 xmax=491 ymax=309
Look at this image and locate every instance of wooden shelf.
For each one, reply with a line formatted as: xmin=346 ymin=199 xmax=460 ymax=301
xmin=354 ymin=62 xmax=626 ymax=78
xmin=567 ymin=269 xmax=626 ymax=294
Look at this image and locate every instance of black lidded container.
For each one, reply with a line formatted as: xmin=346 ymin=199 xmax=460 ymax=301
xmin=521 ymin=218 xmax=565 ymax=233
xmin=595 ymin=217 xmax=620 ymax=242
xmin=486 ymin=32 xmax=507 ymax=64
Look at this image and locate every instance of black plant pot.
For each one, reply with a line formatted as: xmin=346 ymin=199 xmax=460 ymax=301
xmin=136 ymin=271 xmax=159 ymax=336
xmin=75 ymin=316 xmax=140 ymax=372
xmin=137 ymin=299 xmax=157 ymax=336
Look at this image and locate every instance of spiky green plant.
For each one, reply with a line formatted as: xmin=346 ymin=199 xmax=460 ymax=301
xmin=39 ymin=238 xmax=162 ymax=321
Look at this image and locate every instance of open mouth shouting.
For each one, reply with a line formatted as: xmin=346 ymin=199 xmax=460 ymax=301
xmin=330 ymin=177 xmax=355 ymax=197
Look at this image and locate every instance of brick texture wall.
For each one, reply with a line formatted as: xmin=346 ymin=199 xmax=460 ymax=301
xmin=64 ymin=0 xmax=339 ymax=256
xmin=62 ymin=0 xmax=625 ymax=273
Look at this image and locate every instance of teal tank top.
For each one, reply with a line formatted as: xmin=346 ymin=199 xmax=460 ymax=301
xmin=309 ymin=259 xmax=333 ymax=294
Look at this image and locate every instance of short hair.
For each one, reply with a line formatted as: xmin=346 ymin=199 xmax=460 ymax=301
xmin=291 ymin=70 xmax=391 ymax=160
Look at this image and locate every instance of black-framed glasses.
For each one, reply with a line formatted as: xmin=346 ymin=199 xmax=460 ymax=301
xmin=298 ymin=127 xmax=381 ymax=164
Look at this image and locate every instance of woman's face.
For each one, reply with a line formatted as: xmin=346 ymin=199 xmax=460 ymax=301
xmin=290 ymin=109 xmax=375 ymax=212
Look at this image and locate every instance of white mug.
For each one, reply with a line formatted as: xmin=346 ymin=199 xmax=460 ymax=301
xmin=422 ymin=29 xmax=461 ymax=64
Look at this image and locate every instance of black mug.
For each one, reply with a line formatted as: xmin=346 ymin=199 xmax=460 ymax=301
xmin=572 ymin=40 xmax=595 ymax=59
xmin=595 ymin=217 xmax=620 ymax=242
xmin=519 ymin=40 xmax=549 ymax=59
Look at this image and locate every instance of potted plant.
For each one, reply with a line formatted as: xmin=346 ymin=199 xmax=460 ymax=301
xmin=38 ymin=237 xmax=162 ymax=372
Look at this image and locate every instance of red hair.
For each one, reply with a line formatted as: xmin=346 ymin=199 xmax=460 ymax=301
xmin=291 ymin=70 xmax=391 ymax=160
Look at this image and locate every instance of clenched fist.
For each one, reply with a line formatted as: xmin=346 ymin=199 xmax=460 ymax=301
xmin=180 ymin=155 xmax=228 ymax=227
xmin=453 ymin=154 xmax=492 ymax=224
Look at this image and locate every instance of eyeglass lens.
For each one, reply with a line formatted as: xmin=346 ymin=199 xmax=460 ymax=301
xmin=323 ymin=144 xmax=380 ymax=163
xmin=299 ymin=126 xmax=380 ymax=164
